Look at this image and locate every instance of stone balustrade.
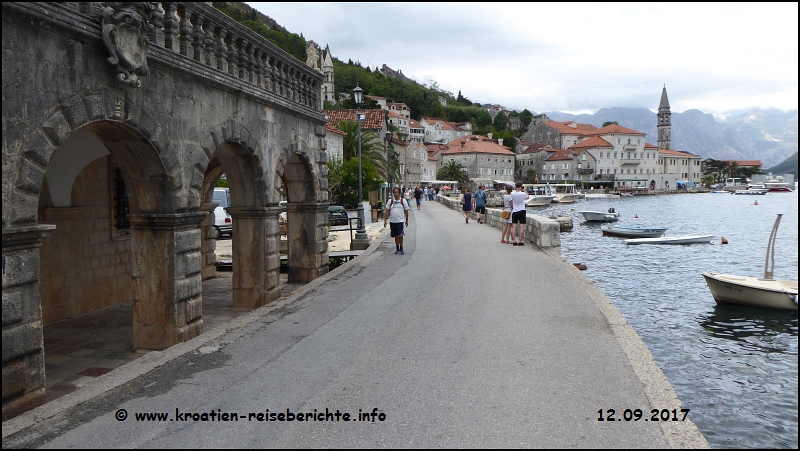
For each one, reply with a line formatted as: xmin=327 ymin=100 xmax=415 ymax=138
xmin=436 ymin=196 xmax=561 ymax=251
xmin=15 ymin=2 xmax=323 ymax=116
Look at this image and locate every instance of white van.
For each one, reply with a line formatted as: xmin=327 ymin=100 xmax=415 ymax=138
xmin=212 ymin=187 xmax=232 ymax=239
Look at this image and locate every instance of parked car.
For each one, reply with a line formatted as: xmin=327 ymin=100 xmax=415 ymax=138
xmin=327 ymin=205 xmax=349 ymax=226
xmin=213 ymin=187 xmax=232 ymax=239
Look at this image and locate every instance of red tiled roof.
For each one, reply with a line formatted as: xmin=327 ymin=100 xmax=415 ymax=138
xmin=545 ymin=149 xmax=580 ymax=161
xmin=441 ymin=135 xmax=515 ymax=155
xmin=659 ymin=149 xmax=700 ymax=158
xmin=325 ymin=124 xmax=346 ymax=136
xmin=569 ymin=136 xmax=613 ymax=149
xmin=716 ymin=159 xmax=762 ymax=167
xmin=421 ymin=117 xmax=469 ymax=132
xmin=644 ymin=142 xmax=660 ymax=148
xmin=522 ymin=143 xmax=555 ymax=154
xmin=587 ymin=124 xmax=646 ymax=136
xmin=409 ymin=119 xmax=423 ymax=128
xmin=324 ymin=109 xmax=385 ymax=130
xmin=543 ymin=120 xmax=599 ymax=135
xmin=387 ymin=111 xmax=405 ymax=119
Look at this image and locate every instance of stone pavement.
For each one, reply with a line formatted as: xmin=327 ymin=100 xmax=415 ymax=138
xmin=4 ymin=201 xmax=707 ymax=448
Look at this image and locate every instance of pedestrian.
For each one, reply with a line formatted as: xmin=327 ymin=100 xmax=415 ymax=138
xmin=501 ymin=185 xmax=513 ymax=244
xmin=384 ymin=187 xmax=409 ymax=255
xmin=460 ymin=187 xmax=473 ymax=224
xmin=423 ymin=186 xmax=429 ymax=201
xmin=404 ymin=188 xmax=411 ymax=204
xmin=414 ymin=186 xmax=423 ymax=210
xmin=510 ymin=181 xmax=527 ymax=245
xmin=473 ymin=184 xmax=488 ymax=224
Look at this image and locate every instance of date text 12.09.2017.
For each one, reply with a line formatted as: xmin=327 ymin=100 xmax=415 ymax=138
xmin=598 ymin=408 xmax=690 ymax=422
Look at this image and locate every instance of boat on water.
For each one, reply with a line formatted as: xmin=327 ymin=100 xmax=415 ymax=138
xmin=522 ymin=184 xmax=555 ymax=206
xmin=702 ymin=214 xmax=798 ymax=311
xmin=623 ymin=234 xmax=715 ymax=245
xmin=584 ymin=192 xmax=621 ymax=199
xmin=601 ymin=225 xmax=667 ymax=238
xmin=764 ymin=176 xmax=794 ymax=192
xmin=580 ymin=209 xmax=620 ymax=222
xmin=551 ymin=183 xmax=579 ymax=203
xmin=734 ymin=188 xmax=768 ymax=195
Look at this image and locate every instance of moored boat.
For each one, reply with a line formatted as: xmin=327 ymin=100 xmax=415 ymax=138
xmin=702 ymin=273 xmax=798 ymax=310
xmin=522 ymin=184 xmax=555 ymax=206
xmin=623 ymin=234 xmax=714 ymax=245
xmin=601 ymin=225 xmax=667 ymax=238
xmin=580 ymin=209 xmax=619 ymax=222
xmin=734 ymin=188 xmax=768 ymax=195
xmin=702 ymin=213 xmax=798 ymax=311
xmin=551 ymin=184 xmax=579 ymax=203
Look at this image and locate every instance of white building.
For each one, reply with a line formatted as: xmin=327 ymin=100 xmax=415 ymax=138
xmin=421 ymin=117 xmax=471 ymax=143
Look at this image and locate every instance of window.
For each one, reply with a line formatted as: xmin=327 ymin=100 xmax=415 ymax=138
xmin=582 ymin=154 xmax=586 ymax=160
xmin=614 ymin=152 xmax=617 ymax=158
xmin=113 ymin=166 xmax=130 ymax=230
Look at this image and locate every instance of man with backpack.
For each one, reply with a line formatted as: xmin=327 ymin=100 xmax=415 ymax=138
xmin=474 ymin=184 xmax=488 ymax=224
xmin=384 ymin=187 xmax=410 ymax=255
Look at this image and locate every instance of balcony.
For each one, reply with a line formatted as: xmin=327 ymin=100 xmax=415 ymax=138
xmin=620 ymin=159 xmax=640 ymax=166
xmin=622 ymin=144 xmax=638 ymax=151
xmin=578 ymin=168 xmax=594 ymax=175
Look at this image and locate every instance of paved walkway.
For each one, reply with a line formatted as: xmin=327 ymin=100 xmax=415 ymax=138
xmin=4 ymin=200 xmax=707 ymax=448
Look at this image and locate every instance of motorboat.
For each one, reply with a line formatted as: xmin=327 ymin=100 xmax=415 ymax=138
xmin=623 ymin=234 xmax=715 ymax=245
xmin=522 ymin=184 xmax=555 ymax=206
xmin=551 ymin=184 xmax=579 ymax=203
xmin=601 ymin=225 xmax=667 ymax=238
xmin=764 ymin=176 xmax=794 ymax=192
xmin=734 ymin=188 xmax=768 ymax=195
xmin=580 ymin=208 xmax=620 ymax=222
xmin=702 ymin=214 xmax=798 ymax=310
xmin=584 ymin=193 xmax=620 ymax=199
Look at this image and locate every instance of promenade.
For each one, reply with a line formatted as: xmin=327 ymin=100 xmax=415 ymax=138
xmin=2 ymin=200 xmax=707 ymax=448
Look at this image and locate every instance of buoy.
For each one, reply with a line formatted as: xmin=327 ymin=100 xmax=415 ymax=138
xmin=635 ymin=214 xmax=639 ymax=218
xmin=721 ymin=237 xmax=728 ymax=244
xmin=754 ymin=201 xmax=759 ymax=205
xmin=574 ymin=263 xmax=588 ymax=270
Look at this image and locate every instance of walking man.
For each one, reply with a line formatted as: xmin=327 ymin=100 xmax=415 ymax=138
xmin=384 ymin=187 xmax=410 ymax=255
xmin=414 ymin=186 xmax=423 ymax=210
xmin=473 ymin=184 xmax=488 ymax=224
xmin=510 ymin=181 xmax=527 ymax=245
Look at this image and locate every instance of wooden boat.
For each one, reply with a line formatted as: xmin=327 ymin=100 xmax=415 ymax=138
xmin=580 ymin=209 xmax=619 ymax=222
xmin=703 ymin=214 xmax=798 ymax=310
xmin=623 ymin=234 xmax=715 ymax=245
xmin=601 ymin=225 xmax=667 ymax=238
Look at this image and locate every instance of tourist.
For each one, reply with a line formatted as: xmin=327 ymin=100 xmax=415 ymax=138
xmin=474 ymin=184 xmax=488 ymax=224
xmin=501 ymin=185 xmax=513 ymax=244
xmin=510 ymin=181 xmax=527 ymax=245
xmin=460 ymin=188 xmax=473 ymax=224
xmin=423 ymin=186 xmax=429 ymax=201
xmin=414 ymin=186 xmax=423 ymax=210
xmin=384 ymin=187 xmax=409 ymax=255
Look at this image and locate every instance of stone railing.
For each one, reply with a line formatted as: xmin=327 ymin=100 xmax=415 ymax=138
xmin=436 ymin=195 xmax=561 ymax=251
xmin=6 ymin=2 xmax=323 ymax=119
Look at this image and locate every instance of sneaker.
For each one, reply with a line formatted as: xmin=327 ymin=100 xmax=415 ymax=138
xmin=400 ymin=249 xmax=404 ymax=255
xmin=394 ymin=249 xmax=400 ymax=254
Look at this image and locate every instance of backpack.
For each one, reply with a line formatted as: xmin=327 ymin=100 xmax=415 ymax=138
xmin=388 ymin=198 xmax=406 ymax=209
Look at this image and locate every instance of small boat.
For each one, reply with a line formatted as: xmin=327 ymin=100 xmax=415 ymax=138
xmin=702 ymin=214 xmax=798 ymax=310
xmin=734 ymin=186 xmax=768 ymax=195
xmin=623 ymin=234 xmax=715 ymax=245
xmin=584 ymin=193 xmax=620 ymax=199
xmin=551 ymin=184 xmax=579 ymax=203
xmin=601 ymin=225 xmax=667 ymax=238
xmin=522 ymin=184 xmax=555 ymax=206
xmin=580 ymin=209 xmax=620 ymax=222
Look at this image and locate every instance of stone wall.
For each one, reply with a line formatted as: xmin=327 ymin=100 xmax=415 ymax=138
xmin=436 ymin=195 xmax=561 ymax=251
xmin=37 ymin=156 xmax=132 ymax=324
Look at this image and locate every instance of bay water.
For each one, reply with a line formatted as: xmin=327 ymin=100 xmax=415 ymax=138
xmin=528 ymin=191 xmax=798 ymax=449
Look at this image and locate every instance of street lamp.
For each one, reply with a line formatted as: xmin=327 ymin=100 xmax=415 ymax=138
xmin=353 ymin=84 xmax=368 ymax=242
xmin=385 ymin=131 xmax=393 ymax=195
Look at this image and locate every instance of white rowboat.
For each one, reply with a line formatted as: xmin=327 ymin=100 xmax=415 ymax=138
xmin=601 ymin=225 xmax=667 ymax=238
xmin=702 ymin=273 xmax=797 ymax=310
xmin=623 ymin=234 xmax=715 ymax=245
xmin=580 ymin=211 xmax=620 ymax=222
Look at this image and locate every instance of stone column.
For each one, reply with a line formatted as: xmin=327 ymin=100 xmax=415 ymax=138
xmin=285 ymin=202 xmax=329 ymax=283
xmin=225 ymin=206 xmax=281 ymax=310
xmin=2 ymin=224 xmax=55 ymax=420
xmin=128 ymin=212 xmax=206 ymax=351
xmin=200 ymin=201 xmax=217 ymax=281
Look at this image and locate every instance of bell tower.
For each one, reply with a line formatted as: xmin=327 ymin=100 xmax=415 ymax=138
xmin=322 ymin=45 xmax=335 ymax=104
xmin=657 ymin=85 xmax=671 ymax=149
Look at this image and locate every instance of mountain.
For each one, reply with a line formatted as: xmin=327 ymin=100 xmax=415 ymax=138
xmin=544 ymin=107 xmax=797 ymax=168
xmin=765 ymin=151 xmax=798 ymax=177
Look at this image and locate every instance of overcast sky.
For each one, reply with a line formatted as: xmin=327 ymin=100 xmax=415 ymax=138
xmin=250 ymin=2 xmax=798 ymax=118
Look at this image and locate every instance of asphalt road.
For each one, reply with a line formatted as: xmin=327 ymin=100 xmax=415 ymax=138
xmin=3 ymin=201 xmax=707 ymax=448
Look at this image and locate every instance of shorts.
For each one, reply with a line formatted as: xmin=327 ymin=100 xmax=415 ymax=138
xmin=389 ymin=222 xmax=405 ymax=238
xmin=415 ymin=198 xmax=421 ymax=206
xmin=511 ymin=210 xmax=527 ymax=224
xmin=475 ymin=206 xmax=486 ymax=214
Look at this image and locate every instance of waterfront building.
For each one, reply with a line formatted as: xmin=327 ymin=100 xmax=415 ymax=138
xmin=515 ymin=143 xmax=554 ymax=180
xmin=520 ymin=120 xmax=600 ymax=149
xmin=441 ymin=135 xmax=515 ymax=180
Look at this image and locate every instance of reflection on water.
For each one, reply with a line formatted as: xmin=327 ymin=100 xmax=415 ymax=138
xmin=538 ymin=192 xmax=798 ymax=449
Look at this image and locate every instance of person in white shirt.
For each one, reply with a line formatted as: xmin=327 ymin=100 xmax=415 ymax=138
xmin=384 ymin=187 xmax=410 ymax=255
xmin=509 ymin=181 xmax=528 ymax=246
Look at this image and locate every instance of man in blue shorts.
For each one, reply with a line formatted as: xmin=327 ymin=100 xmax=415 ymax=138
xmin=384 ymin=187 xmax=410 ymax=255
xmin=473 ymin=184 xmax=488 ymax=224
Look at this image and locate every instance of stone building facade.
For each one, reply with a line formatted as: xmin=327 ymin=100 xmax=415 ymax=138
xmin=3 ymin=2 xmax=331 ymax=419
xmin=441 ymin=136 xmax=516 ymax=180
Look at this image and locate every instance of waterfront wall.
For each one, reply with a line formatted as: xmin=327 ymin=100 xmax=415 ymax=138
xmin=436 ymin=196 xmax=561 ymax=252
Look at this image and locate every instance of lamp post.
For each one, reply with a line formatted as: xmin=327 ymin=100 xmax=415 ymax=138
xmin=385 ymin=131 xmax=393 ymax=195
xmin=353 ymin=84 xmax=368 ymax=242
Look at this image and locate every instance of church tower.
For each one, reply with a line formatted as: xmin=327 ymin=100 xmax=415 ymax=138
xmin=322 ymin=45 xmax=335 ymax=105
xmin=657 ymin=85 xmax=671 ymax=149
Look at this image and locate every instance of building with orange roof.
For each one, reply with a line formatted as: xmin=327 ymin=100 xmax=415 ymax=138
xmin=324 ymin=124 xmax=347 ymax=161
xmin=420 ymin=117 xmax=472 ymax=143
xmin=387 ymin=110 xmax=410 ymax=138
xmin=386 ymin=102 xmax=411 ymax=119
xmin=408 ymin=119 xmax=425 ymax=144
xmin=515 ymin=143 xmax=557 ymax=181
xmin=441 ymin=135 xmax=515 ymax=180
xmin=323 ymin=109 xmax=387 ymax=133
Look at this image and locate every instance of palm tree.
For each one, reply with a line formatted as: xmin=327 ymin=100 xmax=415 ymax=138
xmin=338 ymin=120 xmax=391 ymax=181
xmin=437 ymin=160 xmax=470 ymax=189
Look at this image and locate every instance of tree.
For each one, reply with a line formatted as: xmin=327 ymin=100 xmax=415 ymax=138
xmin=519 ymin=109 xmax=533 ymax=127
xmin=337 ymin=120 xmax=392 ymax=182
xmin=524 ymin=169 xmax=538 ymax=184
xmin=493 ymin=112 xmax=508 ymax=131
xmin=437 ymin=161 xmax=470 ymax=190
xmin=602 ymin=121 xmax=619 ymax=127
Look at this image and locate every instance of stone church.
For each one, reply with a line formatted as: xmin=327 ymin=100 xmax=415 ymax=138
xmin=306 ymin=41 xmax=335 ymax=104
